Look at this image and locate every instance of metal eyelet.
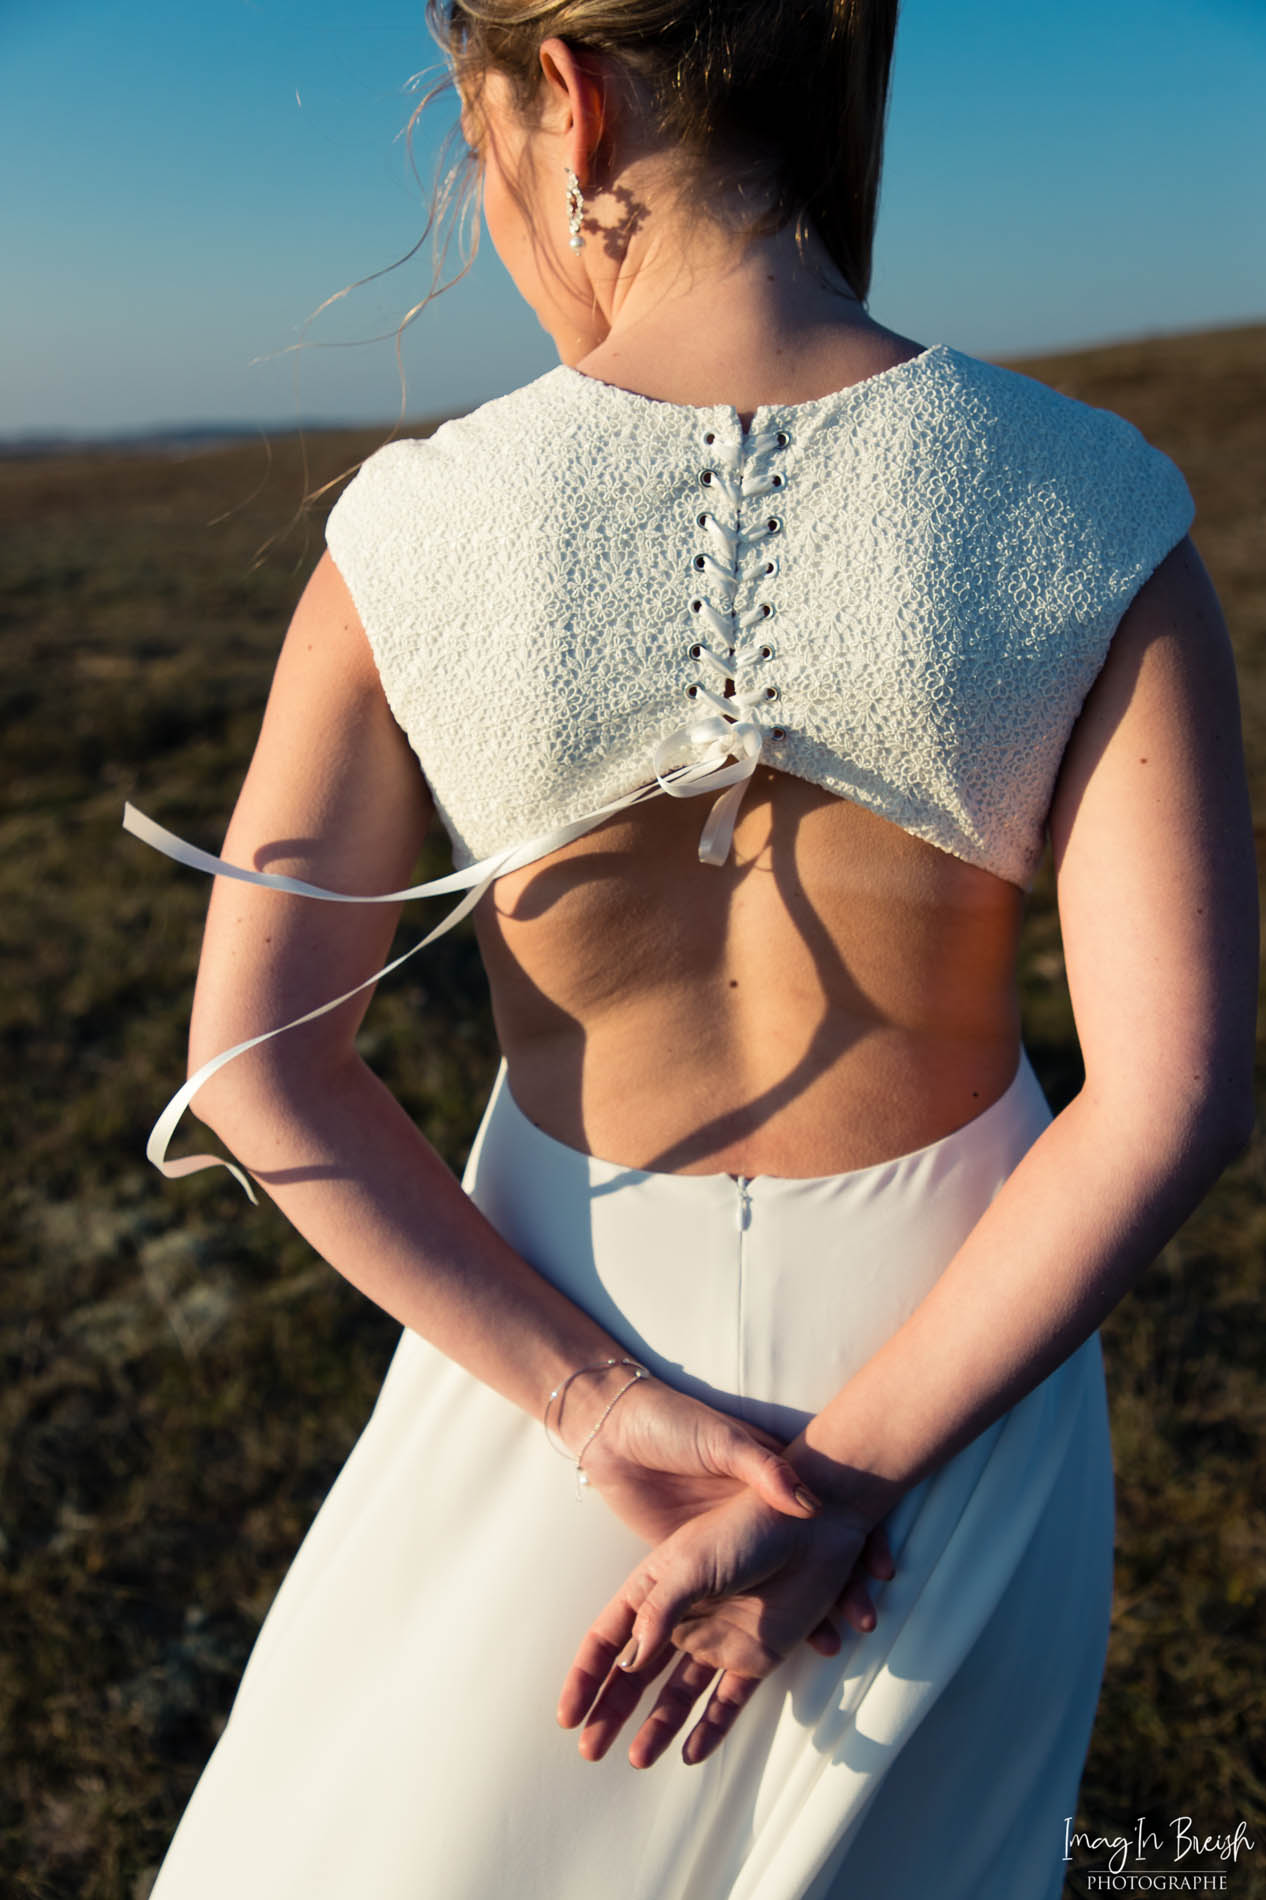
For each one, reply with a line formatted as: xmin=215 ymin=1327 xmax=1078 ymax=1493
xmin=763 ymin=685 xmax=779 ymax=701
xmin=693 ymin=554 xmax=707 ymax=570
xmin=759 ymin=602 xmax=774 ymax=619
xmin=703 ymin=431 xmax=716 ymax=446
xmin=759 ymin=642 xmax=774 ymax=660
xmin=685 ymin=683 xmax=700 ymax=698
xmin=775 ymin=431 xmax=790 ymax=448
xmin=690 ymin=598 xmax=703 ymax=612
xmin=688 ymin=642 xmax=703 ymax=659
xmin=766 ymin=517 xmax=781 ymax=533
xmin=696 ymin=511 xmax=709 ymax=528
xmin=699 ymin=469 xmax=715 ymax=488
xmin=771 ymin=725 xmax=787 ymax=740
xmin=770 ymin=473 xmax=785 ymax=488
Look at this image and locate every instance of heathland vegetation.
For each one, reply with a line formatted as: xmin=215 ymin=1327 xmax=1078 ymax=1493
xmin=2 ymin=323 xmax=1263 ymax=1896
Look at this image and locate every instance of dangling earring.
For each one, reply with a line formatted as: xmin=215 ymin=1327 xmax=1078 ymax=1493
xmin=563 ymin=165 xmax=586 ymax=251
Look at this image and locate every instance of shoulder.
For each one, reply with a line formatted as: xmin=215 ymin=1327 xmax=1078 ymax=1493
xmin=913 ymin=347 xmax=1195 ymax=619
xmin=324 ymin=365 xmax=607 ymax=563
xmin=933 ymin=345 xmax=1193 ymax=521
xmin=332 ymin=368 xmax=577 ymax=492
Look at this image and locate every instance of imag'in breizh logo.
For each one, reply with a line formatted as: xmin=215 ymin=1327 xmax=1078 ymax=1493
xmin=1063 ymin=1815 xmax=1257 ymax=1892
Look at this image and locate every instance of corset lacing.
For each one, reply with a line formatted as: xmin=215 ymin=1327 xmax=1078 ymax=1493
xmin=651 ymin=424 xmax=789 ymax=865
xmin=120 ymin=423 xmax=793 ymax=1194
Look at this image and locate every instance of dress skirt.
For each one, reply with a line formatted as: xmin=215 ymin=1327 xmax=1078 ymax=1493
xmin=149 ymin=1048 xmax=1115 ymax=1900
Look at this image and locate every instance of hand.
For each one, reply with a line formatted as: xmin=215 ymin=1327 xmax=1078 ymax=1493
xmin=557 ymin=1487 xmax=894 ymax=1768
xmin=565 ymin=1368 xmax=824 ymax=1547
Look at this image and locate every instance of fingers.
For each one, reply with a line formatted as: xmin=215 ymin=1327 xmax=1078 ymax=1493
xmin=560 ymin=1497 xmax=896 ymax=1771
xmin=558 ymin=1632 xmax=625 ymax=1731
xmin=683 ymin=1670 xmax=762 ymax=1765
xmin=864 ymin=1522 xmax=896 ymax=1581
xmin=557 ymin=1591 xmax=638 ymax=1729
xmin=836 ymin=1575 xmax=877 ymax=1633
xmin=577 ymin=1639 xmax=676 ymax=1763
xmin=723 ymin=1434 xmax=821 ymax=1520
xmin=804 ymin=1616 xmax=842 ymax=1657
xmin=626 ymin=1653 xmax=719 ymax=1768
xmin=558 ymin=1505 xmax=760 ymax=1740
xmin=626 ymin=1654 xmax=763 ymax=1769
xmin=556 ymin=1556 xmax=702 ymax=1744
xmin=829 ymin=1523 xmax=897 ymax=1636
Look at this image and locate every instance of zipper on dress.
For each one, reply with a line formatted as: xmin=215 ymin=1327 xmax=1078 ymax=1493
xmin=734 ymin=1174 xmax=752 ymax=1232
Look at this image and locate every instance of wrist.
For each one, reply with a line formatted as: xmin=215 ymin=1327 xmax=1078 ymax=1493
xmin=784 ymin=1428 xmax=908 ymax=1526
xmin=546 ymin=1357 xmax=653 ymax=1462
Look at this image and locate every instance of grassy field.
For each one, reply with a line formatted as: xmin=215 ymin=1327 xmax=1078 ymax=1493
xmin=2 ymin=323 xmax=1263 ymax=1898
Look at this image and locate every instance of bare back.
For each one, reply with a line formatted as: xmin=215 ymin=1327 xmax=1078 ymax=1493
xmin=469 ymin=328 xmax=1024 ymax=1177
xmin=476 ymin=766 xmax=1024 ymax=1178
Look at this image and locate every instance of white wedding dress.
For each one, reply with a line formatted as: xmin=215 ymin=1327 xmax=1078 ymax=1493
xmin=147 ymin=1051 xmax=1114 ymax=1900
xmin=133 ymin=343 xmax=1198 ymax=1897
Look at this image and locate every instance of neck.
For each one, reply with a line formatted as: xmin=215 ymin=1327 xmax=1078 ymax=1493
xmin=554 ymin=165 xmax=892 ymax=406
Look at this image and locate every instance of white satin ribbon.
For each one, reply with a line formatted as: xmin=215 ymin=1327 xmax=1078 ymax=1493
xmin=651 ymin=707 xmax=766 ymax=865
xmin=122 ymin=711 xmax=767 ymax=1193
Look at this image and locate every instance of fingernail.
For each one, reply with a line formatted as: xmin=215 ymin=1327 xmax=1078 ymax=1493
xmin=794 ymin=1485 xmax=821 ymax=1512
xmin=616 ymin=1637 xmax=641 ymax=1671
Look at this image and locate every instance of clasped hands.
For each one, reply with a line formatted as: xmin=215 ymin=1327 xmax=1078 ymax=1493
xmin=554 ymin=1369 xmax=896 ymax=1771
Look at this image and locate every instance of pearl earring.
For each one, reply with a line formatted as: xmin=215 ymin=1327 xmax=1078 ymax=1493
xmin=563 ymin=165 xmax=586 ymax=251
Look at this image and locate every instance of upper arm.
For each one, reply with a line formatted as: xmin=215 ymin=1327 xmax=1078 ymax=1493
xmin=1048 ymin=534 xmax=1258 ymax=1145
xmin=188 ymin=551 xmax=436 ymax=1085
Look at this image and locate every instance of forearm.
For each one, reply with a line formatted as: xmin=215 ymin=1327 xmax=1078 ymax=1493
xmin=196 ymin=1050 xmax=629 ymax=1437
xmin=786 ymin=1087 xmax=1247 ymax=1520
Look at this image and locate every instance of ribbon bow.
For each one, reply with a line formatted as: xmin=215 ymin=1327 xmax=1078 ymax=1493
xmin=652 ymin=708 xmax=766 ymax=865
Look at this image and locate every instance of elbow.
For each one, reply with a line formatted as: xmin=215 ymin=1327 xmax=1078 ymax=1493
xmin=184 ymin=1027 xmax=355 ymax=1144
xmin=183 ymin=1046 xmax=263 ymax=1145
xmin=1191 ymin=1050 xmax=1257 ymax=1168
xmin=1080 ymin=1065 xmax=1256 ymax=1183
xmin=1167 ymin=1083 xmax=1256 ymax=1184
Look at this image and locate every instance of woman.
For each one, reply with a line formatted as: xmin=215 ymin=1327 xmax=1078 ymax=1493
xmin=128 ymin=3 xmax=1258 ymax=1897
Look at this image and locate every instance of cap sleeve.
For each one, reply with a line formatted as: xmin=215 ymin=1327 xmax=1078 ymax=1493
xmin=324 ymin=440 xmax=434 ymax=736
xmin=1019 ymin=393 xmax=1197 ymax=873
xmin=923 ymin=357 xmax=1200 ymax=886
xmin=1063 ymin=406 xmax=1195 ymax=638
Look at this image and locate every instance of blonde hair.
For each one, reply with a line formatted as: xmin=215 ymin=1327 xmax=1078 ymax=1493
xmin=293 ymin=0 xmax=899 ymax=520
xmin=421 ymin=0 xmax=901 ymax=303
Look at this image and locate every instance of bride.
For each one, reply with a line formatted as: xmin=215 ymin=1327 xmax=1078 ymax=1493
xmin=130 ymin=3 xmax=1257 ymax=1895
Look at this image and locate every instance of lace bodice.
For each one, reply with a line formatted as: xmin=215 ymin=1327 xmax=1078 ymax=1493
xmin=325 ymin=342 xmax=1194 ymax=890
xmin=123 ymin=341 xmax=1196 ymax=1191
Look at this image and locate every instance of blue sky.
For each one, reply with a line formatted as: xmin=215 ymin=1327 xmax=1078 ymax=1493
xmin=4 ymin=0 xmax=1264 ymax=439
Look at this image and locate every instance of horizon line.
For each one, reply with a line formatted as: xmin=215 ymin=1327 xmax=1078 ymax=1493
xmin=5 ymin=316 xmax=1261 ymax=458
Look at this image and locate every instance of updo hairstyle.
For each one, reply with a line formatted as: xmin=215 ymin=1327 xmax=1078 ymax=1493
xmin=419 ymin=0 xmax=901 ymax=305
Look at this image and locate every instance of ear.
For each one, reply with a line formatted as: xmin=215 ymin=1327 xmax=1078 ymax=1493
xmin=536 ymin=35 xmax=607 ymax=176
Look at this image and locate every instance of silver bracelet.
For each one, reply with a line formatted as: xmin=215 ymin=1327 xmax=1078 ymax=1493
xmin=574 ymin=1368 xmax=648 ymax=1498
xmin=542 ymin=1356 xmax=650 ymax=1497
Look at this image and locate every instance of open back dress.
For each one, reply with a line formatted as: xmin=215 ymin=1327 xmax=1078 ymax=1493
xmin=129 ymin=342 xmax=1194 ymax=1900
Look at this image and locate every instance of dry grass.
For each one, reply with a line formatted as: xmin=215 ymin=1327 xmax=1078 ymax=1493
xmin=2 ymin=324 xmax=1263 ymax=1898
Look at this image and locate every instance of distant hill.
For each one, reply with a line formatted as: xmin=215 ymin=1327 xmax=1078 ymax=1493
xmin=6 ymin=315 xmax=1261 ymax=460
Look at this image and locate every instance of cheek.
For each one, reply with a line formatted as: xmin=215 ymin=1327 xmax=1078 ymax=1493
xmin=481 ymin=152 xmax=556 ymax=308
xmin=477 ymin=121 xmax=522 ymax=254
xmin=481 ymin=158 xmax=523 ymax=273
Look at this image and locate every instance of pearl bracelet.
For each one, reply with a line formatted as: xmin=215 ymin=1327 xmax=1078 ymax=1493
xmin=543 ymin=1356 xmax=651 ymax=1498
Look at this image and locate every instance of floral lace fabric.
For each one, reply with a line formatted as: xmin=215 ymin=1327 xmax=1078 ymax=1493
xmin=326 ymin=343 xmax=1194 ymax=890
